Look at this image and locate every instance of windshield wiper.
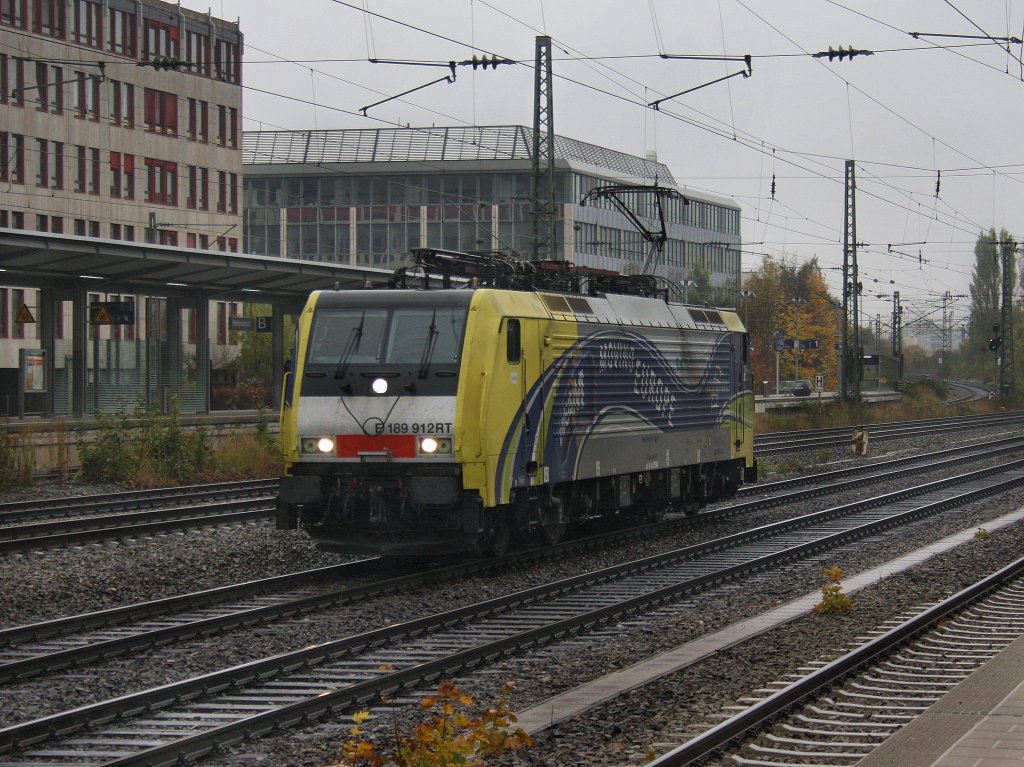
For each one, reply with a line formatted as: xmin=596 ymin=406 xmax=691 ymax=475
xmin=334 ymin=311 xmax=365 ymax=381
xmin=417 ymin=310 xmax=439 ymax=380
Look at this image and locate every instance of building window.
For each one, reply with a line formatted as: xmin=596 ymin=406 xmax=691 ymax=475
xmin=74 ymin=71 xmax=99 ymax=119
xmin=34 ymin=138 xmax=47 ymax=186
xmin=110 ymin=222 xmax=120 ymax=240
xmin=1 ymin=0 xmax=26 ymax=28
xmin=106 ymin=7 xmax=135 ymax=56
xmin=185 ymin=29 xmax=210 ymax=76
xmin=50 ymin=215 xmax=62 ymax=233
xmin=186 ymin=164 xmax=197 ymax=209
xmin=109 ymin=80 xmax=134 ymax=127
xmin=228 ymin=172 xmax=237 ymax=214
xmin=36 ymin=213 xmax=48 ymax=232
xmin=110 ymin=151 xmax=121 ymax=197
xmin=198 ymin=167 xmax=208 ymax=210
xmin=33 ymin=62 xmax=64 ymax=113
xmin=143 ymin=88 xmax=177 ymax=134
xmin=216 ymin=104 xmax=226 ymax=146
xmin=145 ymin=158 xmax=177 ymax=205
xmin=0 ymin=289 xmax=8 ymax=337
xmin=217 ymin=170 xmax=226 ymax=213
xmin=74 ymin=145 xmax=85 ymax=192
xmin=1 ymin=54 xmax=25 ymax=106
xmin=144 ymin=18 xmax=178 ymax=61
xmin=1 ymin=133 xmax=24 ymax=184
xmin=88 ymin=147 xmax=99 ymax=194
xmin=198 ymin=100 xmax=208 ymax=142
xmin=54 ymin=143 xmax=72 ymax=191
xmin=213 ymin=38 xmax=239 ymax=83
xmin=32 ymin=0 xmax=65 ymax=38
xmin=228 ymin=106 xmax=238 ymax=147
xmin=73 ymin=0 xmax=101 ymax=48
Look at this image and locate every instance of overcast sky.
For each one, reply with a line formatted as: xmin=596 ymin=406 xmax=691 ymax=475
xmin=181 ymin=0 xmax=1024 ymax=329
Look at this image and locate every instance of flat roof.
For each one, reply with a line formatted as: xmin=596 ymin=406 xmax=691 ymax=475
xmin=243 ymin=125 xmax=676 ymax=185
xmin=0 ymin=229 xmax=395 ymax=302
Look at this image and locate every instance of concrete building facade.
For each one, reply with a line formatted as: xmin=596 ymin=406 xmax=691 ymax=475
xmin=0 ymin=0 xmax=244 ymax=414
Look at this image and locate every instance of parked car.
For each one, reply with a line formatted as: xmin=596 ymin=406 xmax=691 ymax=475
xmin=778 ymin=379 xmax=813 ymax=397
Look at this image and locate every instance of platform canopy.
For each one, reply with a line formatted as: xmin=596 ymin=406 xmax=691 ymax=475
xmin=0 ymin=229 xmax=395 ymax=301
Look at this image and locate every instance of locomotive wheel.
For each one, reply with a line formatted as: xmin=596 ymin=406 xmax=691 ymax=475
xmin=539 ymin=520 xmax=567 ymax=546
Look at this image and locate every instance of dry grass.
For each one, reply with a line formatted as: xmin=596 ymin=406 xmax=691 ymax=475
xmin=757 ymin=382 xmax=1005 ymax=434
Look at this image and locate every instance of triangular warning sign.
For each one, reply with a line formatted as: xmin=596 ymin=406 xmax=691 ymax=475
xmin=15 ymin=304 xmax=35 ymax=324
xmin=93 ymin=306 xmax=113 ymax=323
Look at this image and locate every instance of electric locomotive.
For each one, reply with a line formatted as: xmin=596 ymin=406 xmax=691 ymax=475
xmin=276 ymin=249 xmax=756 ymax=556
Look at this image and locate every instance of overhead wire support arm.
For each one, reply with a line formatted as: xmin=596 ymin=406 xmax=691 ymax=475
xmin=647 ymin=57 xmax=752 ymax=111
xmin=360 ymin=72 xmax=456 ymax=116
xmin=911 ymin=32 xmax=1022 ymax=44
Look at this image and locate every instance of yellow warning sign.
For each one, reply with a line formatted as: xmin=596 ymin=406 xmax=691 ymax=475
xmin=92 ymin=305 xmax=113 ymax=324
xmin=15 ymin=304 xmax=35 ymax=324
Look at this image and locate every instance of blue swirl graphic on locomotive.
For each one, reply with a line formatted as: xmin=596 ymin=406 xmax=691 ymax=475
xmin=497 ymin=328 xmax=739 ymax=490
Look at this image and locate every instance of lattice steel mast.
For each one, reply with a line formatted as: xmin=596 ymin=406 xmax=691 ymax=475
xmin=842 ymin=160 xmax=861 ymax=401
xmin=531 ymin=35 xmax=557 ymax=261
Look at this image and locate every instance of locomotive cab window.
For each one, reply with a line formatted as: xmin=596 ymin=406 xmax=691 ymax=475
xmin=386 ymin=306 xmax=466 ymax=364
xmin=506 ymin=318 xmax=521 ymax=364
xmin=307 ymin=309 xmax=387 ymax=365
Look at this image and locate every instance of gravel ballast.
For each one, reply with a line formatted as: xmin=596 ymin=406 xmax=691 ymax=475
xmin=2 ymin=426 xmax=1024 ymax=767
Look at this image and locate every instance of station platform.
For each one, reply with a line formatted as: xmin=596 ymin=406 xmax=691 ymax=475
xmin=859 ymin=633 xmax=1024 ymax=766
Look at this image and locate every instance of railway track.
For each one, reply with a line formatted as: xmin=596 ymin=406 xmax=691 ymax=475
xmin=649 ymin=556 xmax=1024 ymax=767
xmin=754 ymin=410 xmax=1024 ymax=454
xmin=2 ymin=458 xmax=1024 ymax=766
xmin=3 ymin=435 xmax=1022 ymax=686
xmin=0 ymin=480 xmax=278 ymax=555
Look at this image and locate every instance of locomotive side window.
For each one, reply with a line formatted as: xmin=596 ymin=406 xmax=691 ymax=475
xmin=307 ymin=309 xmax=387 ymax=365
xmin=506 ymin=319 xmax=521 ymax=364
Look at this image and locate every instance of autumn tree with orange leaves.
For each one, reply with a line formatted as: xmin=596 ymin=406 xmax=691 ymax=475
xmin=743 ymin=257 xmax=840 ymax=393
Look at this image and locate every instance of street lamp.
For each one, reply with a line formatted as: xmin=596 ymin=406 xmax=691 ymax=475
xmin=790 ymin=297 xmax=806 ymax=380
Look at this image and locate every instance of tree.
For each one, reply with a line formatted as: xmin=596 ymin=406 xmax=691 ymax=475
xmin=743 ymin=257 xmax=840 ymax=391
xmin=966 ymin=230 xmax=1003 ymax=382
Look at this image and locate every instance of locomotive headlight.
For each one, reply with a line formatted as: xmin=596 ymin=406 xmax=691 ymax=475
xmin=371 ymin=377 xmax=389 ymax=394
xmin=418 ymin=436 xmax=452 ymax=455
xmin=301 ymin=436 xmax=335 ymax=454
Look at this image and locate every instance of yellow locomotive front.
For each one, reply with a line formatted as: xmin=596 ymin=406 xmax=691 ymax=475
xmin=277 ymin=288 xmax=486 ymax=555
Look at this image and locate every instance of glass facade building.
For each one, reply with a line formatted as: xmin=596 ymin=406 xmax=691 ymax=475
xmin=243 ymin=126 xmax=742 ymax=301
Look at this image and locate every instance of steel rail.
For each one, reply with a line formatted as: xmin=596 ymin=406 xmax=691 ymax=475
xmin=645 ymin=555 xmax=1024 ymax=766
xmin=0 ymin=479 xmax=279 ymax=524
xmin=2 ymin=463 xmax=1023 ymax=765
xmin=0 ymin=505 xmax=275 ymax=555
